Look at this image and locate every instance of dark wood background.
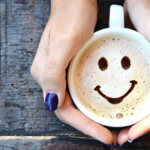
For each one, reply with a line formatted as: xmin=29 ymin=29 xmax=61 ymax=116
xmin=0 ymin=0 xmax=150 ymax=149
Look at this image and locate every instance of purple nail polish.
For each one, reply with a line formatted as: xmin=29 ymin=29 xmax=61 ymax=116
xmin=45 ymin=92 xmax=58 ymax=111
xmin=128 ymin=138 xmax=133 ymax=143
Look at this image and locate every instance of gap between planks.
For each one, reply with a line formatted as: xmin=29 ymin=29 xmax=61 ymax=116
xmin=0 ymin=136 xmax=92 ymax=140
xmin=0 ymin=136 xmax=56 ymax=140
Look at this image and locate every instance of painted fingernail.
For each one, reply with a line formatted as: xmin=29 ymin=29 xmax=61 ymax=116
xmin=45 ymin=92 xmax=58 ymax=111
xmin=128 ymin=138 xmax=133 ymax=143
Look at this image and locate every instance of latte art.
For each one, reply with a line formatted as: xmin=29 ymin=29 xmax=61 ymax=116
xmin=73 ymin=35 xmax=150 ymax=121
xmin=94 ymin=80 xmax=137 ymax=104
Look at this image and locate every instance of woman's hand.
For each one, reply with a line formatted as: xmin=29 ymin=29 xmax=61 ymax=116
xmin=118 ymin=0 xmax=150 ymax=145
xmin=30 ymin=0 xmax=117 ymax=145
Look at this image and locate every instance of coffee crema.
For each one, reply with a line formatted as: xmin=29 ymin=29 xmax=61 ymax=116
xmin=73 ymin=35 xmax=150 ymax=121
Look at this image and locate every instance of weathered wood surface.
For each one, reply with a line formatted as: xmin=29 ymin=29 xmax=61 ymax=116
xmin=0 ymin=0 xmax=150 ymax=149
xmin=0 ymin=135 xmax=150 ymax=150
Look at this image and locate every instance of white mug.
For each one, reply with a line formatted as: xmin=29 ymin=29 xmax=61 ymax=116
xmin=68 ymin=5 xmax=150 ymax=127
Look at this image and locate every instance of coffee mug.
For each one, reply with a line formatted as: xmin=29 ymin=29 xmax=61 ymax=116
xmin=68 ymin=5 xmax=150 ymax=127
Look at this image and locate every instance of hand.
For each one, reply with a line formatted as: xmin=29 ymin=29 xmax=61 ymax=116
xmin=118 ymin=0 xmax=150 ymax=145
xmin=30 ymin=0 xmax=117 ymax=145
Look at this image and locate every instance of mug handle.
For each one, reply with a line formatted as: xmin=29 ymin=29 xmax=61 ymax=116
xmin=109 ymin=5 xmax=124 ymax=28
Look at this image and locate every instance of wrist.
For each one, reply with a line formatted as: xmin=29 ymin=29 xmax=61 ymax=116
xmin=48 ymin=0 xmax=98 ymax=36
xmin=51 ymin=0 xmax=98 ymax=17
xmin=46 ymin=0 xmax=98 ymax=52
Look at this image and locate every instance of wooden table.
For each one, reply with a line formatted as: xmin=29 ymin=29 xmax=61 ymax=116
xmin=0 ymin=0 xmax=150 ymax=149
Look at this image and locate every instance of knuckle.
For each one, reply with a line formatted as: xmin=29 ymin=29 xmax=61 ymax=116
xmin=42 ymin=72 xmax=65 ymax=90
xmin=42 ymin=71 xmax=63 ymax=83
xmin=42 ymin=63 xmax=65 ymax=81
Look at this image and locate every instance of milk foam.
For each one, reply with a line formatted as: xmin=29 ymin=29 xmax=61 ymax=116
xmin=73 ymin=36 xmax=150 ymax=121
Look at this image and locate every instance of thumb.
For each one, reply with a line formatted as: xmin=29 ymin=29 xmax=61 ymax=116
xmin=42 ymin=35 xmax=84 ymax=111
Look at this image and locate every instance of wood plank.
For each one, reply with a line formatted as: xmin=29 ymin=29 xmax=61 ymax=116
xmin=0 ymin=136 xmax=106 ymax=150
xmin=0 ymin=135 xmax=149 ymax=150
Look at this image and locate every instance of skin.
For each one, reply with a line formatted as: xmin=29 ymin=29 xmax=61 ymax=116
xmin=118 ymin=0 xmax=150 ymax=145
xmin=30 ymin=0 xmax=150 ymax=146
xmin=30 ymin=0 xmax=117 ymax=145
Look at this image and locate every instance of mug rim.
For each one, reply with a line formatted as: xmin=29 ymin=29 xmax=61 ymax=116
xmin=68 ymin=27 xmax=150 ymax=127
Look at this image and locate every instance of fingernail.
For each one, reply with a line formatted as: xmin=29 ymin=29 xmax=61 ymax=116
xmin=128 ymin=138 xmax=133 ymax=143
xmin=45 ymin=92 xmax=58 ymax=111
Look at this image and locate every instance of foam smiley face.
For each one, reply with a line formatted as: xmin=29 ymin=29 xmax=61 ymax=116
xmin=94 ymin=56 xmax=137 ymax=104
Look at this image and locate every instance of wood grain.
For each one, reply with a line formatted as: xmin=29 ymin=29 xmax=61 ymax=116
xmin=0 ymin=135 xmax=149 ymax=150
xmin=0 ymin=0 xmax=150 ymax=149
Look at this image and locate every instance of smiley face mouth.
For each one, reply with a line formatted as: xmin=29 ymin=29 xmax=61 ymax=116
xmin=94 ymin=80 xmax=137 ymax=104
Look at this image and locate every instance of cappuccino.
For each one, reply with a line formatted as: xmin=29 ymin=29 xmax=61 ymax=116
xmin=72 ymin=35 xmax=150 ymax=124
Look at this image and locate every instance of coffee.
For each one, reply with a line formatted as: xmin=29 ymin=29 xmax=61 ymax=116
xmin=72 ymin=35 xmax=150 ymax=122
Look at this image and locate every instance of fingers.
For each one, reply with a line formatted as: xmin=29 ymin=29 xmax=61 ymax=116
xmin=111 ymin=130 xmax=118 ymax=145
xmin=55 ymin=92 xmax=116 ymax=145
xmin=42 ymin=29 xmax=88 ymax=111
xmin=31 ymin=22 xmax=84 ymax=111
xmin=128 ymin=115 xmax=150 ymax=141
xmin=31 ymin=0 xmax=98 ymax=112
xmin=31 ymin=12 xmax=95 ymax=111
xmin=118 ymin=127 xmax=130 ymax=145
xmin=118 ymin=115 xmax=150 ymax=145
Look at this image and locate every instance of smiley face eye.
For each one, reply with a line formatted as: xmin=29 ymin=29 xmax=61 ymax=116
xmin=121 ymin=56 xmax=131 ymax=70
xmin=98 ymin=57 xmax=108 ymax=71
